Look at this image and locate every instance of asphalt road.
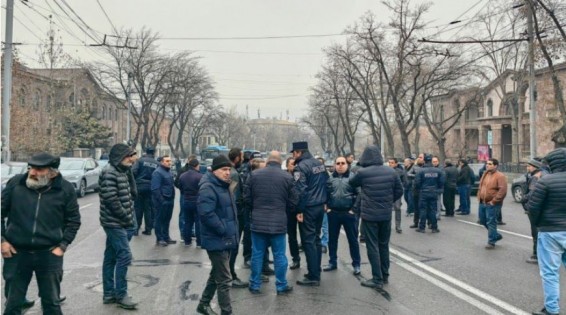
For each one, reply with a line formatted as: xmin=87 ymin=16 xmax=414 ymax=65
xmin=5 ymin=185 xmax=565 ymax=315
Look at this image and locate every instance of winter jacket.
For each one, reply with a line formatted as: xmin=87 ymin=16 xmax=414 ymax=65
xmin=132 ymin=154 xmax=159 ymax=193
xmin=293 ymin=151 xmax=329 ymax=211
xmin=244 ymin=161 xmax=298 ymax=234
xmin=522 ymin=170 xmax=543 ymax=211
xmin=327 ymin=170 xmax=357 ymax=211
xmin=151 ymin=164 xmax=175 ymax=205
xmin=1 ymin=173 xmax=81 ymax=251
xmin=457 ymin=165 xmax=475 ymax=186
xmin=527 ymin=148 xmax=566 ymax=232
xmin=99 ymin=146 xmax=138 ymax=229
xmin=444 ymin=165 xmax=459 ymax=189
xmin=349 ymin=145 xmax=403 ymax=222
xmin=197 ymin=171 xmax=239 ymax=251
xmin=415 ymin=163 xmax=445 ymax=198
xmin=477 ymin=170 xmax=507 ymax=205
xmin=178 ymin=168 xmax=203 ymax=203
xmin=407 ymin=164 xmax=422 ymax=192
xmin=394 ymin=165 xmax=408 ymax=187
xmin=174 ymin=163 xmax=190 ymax=188
xmin=230 ymin=167 xmax=245 ymax=215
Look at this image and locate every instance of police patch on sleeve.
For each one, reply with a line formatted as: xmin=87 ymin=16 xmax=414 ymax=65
xmin=294 ymin=172 xmax=300 ymax=181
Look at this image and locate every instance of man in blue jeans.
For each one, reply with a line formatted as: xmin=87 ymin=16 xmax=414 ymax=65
xmin=476 ymin=158 xmax=507 ymax=249
xmin=244 ymin=151 xmax=298 ymax=294
xmin=527 ymin=148 xmax=566 ymax=315
xmin=152 ymin=156 xmax=176 ymax=247
xmin=456 ymin=159 xmax=474 ymax=215
xmin=99 ymin=143 xmax=138 ymax=309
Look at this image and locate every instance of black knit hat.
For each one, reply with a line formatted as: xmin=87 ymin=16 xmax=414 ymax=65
xmin=28 ymin=152 xmax=60 ymax=169
xmin=211 ymin=155 xmax=232 ymax=171
xmin=188 ymin=159 xmax=200 ymax=167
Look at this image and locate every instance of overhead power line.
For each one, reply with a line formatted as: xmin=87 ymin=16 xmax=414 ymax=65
xmin=96 ymin=0 xmax=118 ymax=35
xmin=420 ymin=38 xmax=527 ymax=44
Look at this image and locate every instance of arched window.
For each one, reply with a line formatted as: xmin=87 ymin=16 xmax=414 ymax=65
xmin=466 ymin=102 xmax=478 ymax=120
xmin=46 ymin=95 xmax=52 ymax=112
xmin=91 ymin=99 xmax=98 ymax=117
xmin=102 ymin=104 xmax=106 ymax=119
xmin=68 ymin=92 xmax=75 ymax=107
xmin=108 ymin=105 xmax=113 ymax=120
xmin=19 ymin=86 xmax=26 ymax=106
xmin=487 ymin=99 xmax=493 ymax=117
xmin=33 ymin=89 xmax=41 ymax=110
xmin=115 ymin=108 xmax=118 ymax=121
xmin=79 ymin=88 xmax=90 ymax=108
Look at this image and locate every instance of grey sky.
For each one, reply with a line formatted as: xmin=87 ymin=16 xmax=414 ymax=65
xmin=3 ymin=0 xmax=470 ymax=120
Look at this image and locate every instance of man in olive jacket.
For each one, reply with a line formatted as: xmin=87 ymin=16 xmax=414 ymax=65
xmin=99 ymin=143 xmax=138 ymax=309
xmin=2 ymin=152 xmax=81 ymax=315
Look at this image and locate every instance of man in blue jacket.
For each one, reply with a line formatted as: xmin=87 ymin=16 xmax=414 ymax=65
xmin=350 ymin=145 xmax=403 ymax=289
xmin=196 ymin=155 xmax=239 ymax=315
xmin=292 ymin=141 xmax=329 ymax=287
xmin=132 ymin=147 xmax=158 ymax=236
xmin=151 ymin=155 xmax=176 ymax=247
xmin=415 ymin=154 xmax=445 ymax=233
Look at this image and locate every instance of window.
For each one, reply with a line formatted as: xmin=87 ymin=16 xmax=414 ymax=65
xmin=19 ymin=86 xmax=26 ymax=106
xmin=108 ymin=105 xmax=113 ymax=120
xmin=79 ymin=88 xmax=90 ymax=108
xmin=33 ymin=89 xmax=41 ymax=110
xmin=91 ymin=99 xmax=98 ymax=117
xmin=68 ymin=93 xmax=75 ymax=107
xmin=486 ymin=99 xmax=493 ymax=117
xmin=102 ymin=104 xmax=106 ymax=119
xmin=115 ymin=108 xmax=118 ymax=121
xmin=46 ymin=95 xmax=52 ymax=112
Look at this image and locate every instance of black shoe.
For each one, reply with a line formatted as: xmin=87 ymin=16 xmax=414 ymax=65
xmin=59 ymin=296 xmax=67 ymax=303
xmin=116 ymin=296 xmax=137 ymax=310
xmin=262 ymin=267 xmax=275 ymax=276
xmin=289 ymin=261 xmax=300 ymax=270
xmin=396 ymin=228 xmax=402 ymax=234
xmin=243 ymin=260 xmax=251 ymax=269
xmin=497 ymin=221 xmax=506 ymax=225
xmin=383 ymin=277 xmax=389 ymax=284
xmin=299 ymin=245 xmax=304 ymax=252
xmin=442 ymin=214 xmax=454 ymax=217
xmin=261 ymin=275 xmax=270 ymax=283
xmin=248 ymin=287 xmax=261 ymax=294
xmin=361 ymin=279 xmax=383 ymax=289
xmin=485 ymin=243 xmax=496 ymax=250
xmin=323 ymin=264 xmax=337 ymax=272
xmin=353 ymin=266 xmax=361 ymax=275
xmin=232 ymin=278 xmax=249 ymax=288
xmin=133 ymin=231 xmax=139 ymax=236
xmin=277 ymin=285 xmax=293 ymax=295
xmin=532 ymin=308 xmax=559 ymax=315
xmin=321 ymin=246 xmax=328 ymax=254
xmin=359 ymin=237 xmax=366 ymax=243
xmin=526 ymin=255 xmax=538 ymax=264
xmin=103 ymin=296 xmax=116 ymax=304
xmin=166 ymin=239 xmax=177 ymax=244
xmin=456 ymin=212 xmax=469 ymax=215
xmin=296 ymin=278 xmax=320 ymax=286
xmin=431 ymin=229 xmax=440 ymax=233
xmin=141 ymin=230 xmax=151 ymax=235
xmin=409 ymin=224 xmax=418 ymax=228
xmin=157 ymin=240 xmax=168 ymax=247
xmin=415 ymin=229 xmax=425 ymax=233
xmin=21 ymin=299 xmax=35 ymax=309
xmin=197 ymin=303 xmax=218 ymax=315
xmin=496 ymin=234 xmax=503 ymax=241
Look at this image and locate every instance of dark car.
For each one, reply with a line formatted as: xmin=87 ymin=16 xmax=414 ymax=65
xmin=59 ymin=157 xmax=101 ymax=197
xmin=1 ymin=162 xmax=28 ymax=190
xmin=511 ymin=174 xmax=528 ymax=203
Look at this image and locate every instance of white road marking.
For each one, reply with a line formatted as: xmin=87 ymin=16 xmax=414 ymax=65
xmin=79 ymin=203 xmax=93 ymax=210
xmin=456 ymin=219 xmax=532 ymax=240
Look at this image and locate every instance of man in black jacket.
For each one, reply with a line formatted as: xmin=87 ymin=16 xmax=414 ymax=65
xmin=99 ymin=144 xmax=138 ymax=309
xmin=415 ymin=154 xmax=445 ymax=233
xmin=456 ymin=159 xmax=474 ymax=215
xmin=244 ymin=151 xmax=298 ymax=295
xmin=292 ymin=141 xmax=329 ymax=286
xmin=152 ymin=155 xmax=176 ymax=247
xmin=132 ymin=147 xmax=158 ymax=236
xmin=527 ymin=148 xmax=566 ymax=315
xmin=2 ymin=152 xmax=81 ymax=315
xmin=350 ymin=145 xmax=403 ymax=289
xmin=442 ymin=160 xmax=458 ymax=217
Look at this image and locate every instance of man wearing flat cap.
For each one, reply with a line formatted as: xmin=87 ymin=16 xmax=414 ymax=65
xmin=522 ymin=158 xmax=547 ymax=264
xmin=291 ymin=141 xmax=329 ymax=287
xmin=2 ymin=152 xmax=81 ymax=314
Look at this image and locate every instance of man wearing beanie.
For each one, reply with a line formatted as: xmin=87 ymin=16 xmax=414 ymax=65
xmin=2 ymin=152 xmax=81 ymax=314
xmin=414 ymin=154 xmax=445 ymax=233
xmin=132 ymin=147 xmax=158 ymax=236
xmin=98 ymin=144 xmax=138 ymax=309
xmin=522 ymin=158 xmax=546 ymax=264
xmin=196 ymin=155 xmax=239 ymax=315
xmin=151 ymin=155 xmax=176 ymax=247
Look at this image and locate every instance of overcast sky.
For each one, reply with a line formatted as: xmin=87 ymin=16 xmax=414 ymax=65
xmin=3 ymin=0 xmax=474 ymax=120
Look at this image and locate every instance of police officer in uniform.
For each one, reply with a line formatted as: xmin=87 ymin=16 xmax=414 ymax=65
xmin=292 ymin=141 xmax=329 ymax=287
xmin=132 ymin=147 xmax=159 ymax=235
xmin=414 ymin=154 xmax=445 ymax=233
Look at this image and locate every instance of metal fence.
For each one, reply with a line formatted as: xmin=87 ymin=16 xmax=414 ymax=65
xmin=498 ymin=162 xmax=526 ymax=174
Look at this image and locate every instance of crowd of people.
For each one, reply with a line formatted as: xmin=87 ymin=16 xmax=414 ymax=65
xmin=1 ymin=141 xmax=566 ymax=315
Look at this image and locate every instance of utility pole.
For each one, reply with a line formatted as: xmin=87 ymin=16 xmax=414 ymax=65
xmin=126 ymin=72 xmax=132 ymax=145
xmin=2 ymin=0 xmax=14 ymax=162
xmin=527 ymin=0 xmax=537 ymax=159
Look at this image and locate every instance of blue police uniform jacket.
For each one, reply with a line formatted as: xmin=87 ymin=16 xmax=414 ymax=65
xmin=293 ymin=151 xmax=329 ymax=211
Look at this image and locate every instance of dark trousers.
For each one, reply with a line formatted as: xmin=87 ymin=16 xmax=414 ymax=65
xmin=242 ymin=210 xmax=252 ymax=261
xmin=404 ymin=186 xmax=414 ymax=214
xmin=3 ymin=250 xmax=63 ymax=315
xmin=362 ymin=220 xmax=391 ymax=284
xmin=457 ymin=185 xmax=471 ymax=214
xmin=200 ymin=250 xmax=232 ymax=314
xmin=419 ymin=195 xmax=438 ymax=230
xmin=413 ymin=190 xmax=421 ymax=225
xmin=102 ymin=227 xmax=132 ymax=300
xmin=327 ymin=210 xmax=360 ymax=267
xmin=443 ymin=186 xmax=456 ymax=215
xmin=155 ymin=200 xmax=174 ymax=242
xmin=229 ymin=213 xmax=246 ymax=279
xmin=179 ymin=198 xmax=185 ymax=239
xmin=528 ymin=214 xmax=538 ymax=256
xmin=135 ymin=191 xmax=154 ymax=233
xmin=287 ymin=212 xmax=301 ymax=262
xmin=299 ymin=205 xmax=324 ymax=281
xmin=182 ymin=200 xmax=200 ymax=245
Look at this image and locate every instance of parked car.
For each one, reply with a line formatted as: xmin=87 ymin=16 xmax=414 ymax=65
xmin=96 ymin=159 xmax=109 ymax=169
xmin=59 ymin=157 xmax=100 ymax=197
xmin=511 ymin=174 xmax=528 ymax=203
xmin=1 ymin=162 xmax=28 ymax=190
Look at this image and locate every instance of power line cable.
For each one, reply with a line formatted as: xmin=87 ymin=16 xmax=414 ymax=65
xmin=96 ymin=0 xmax=119 ymax=35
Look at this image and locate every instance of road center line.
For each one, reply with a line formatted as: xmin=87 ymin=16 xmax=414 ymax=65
xmin=79 ymin=203 xmax=93 ymax=210
xmin=456 ymin=219 xmax=532 ymax=240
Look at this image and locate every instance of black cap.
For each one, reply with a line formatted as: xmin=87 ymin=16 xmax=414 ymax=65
xmin=28 ymin=152 xmax=60 ymax=169
xmin=188 ymin=159 xmax=199 ymax=167
xmin=290 ymin=141 xmax=308 ymax=152
xmin=424 ymin=154 xmax=432 ymax=162
xmin=211 ymin=155 xmax=232 ymax=171
xmin=145 ymin=147 xmax=155 ymax=154
xmin=251 ymin=152 xmax=262 ymax=159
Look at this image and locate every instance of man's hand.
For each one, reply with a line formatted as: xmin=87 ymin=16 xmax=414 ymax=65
xmin=51 ymin=247 xmax=64 ymax=257
xmin=1 ymin=241 xmax=17 ymax=258
xmin=296 ymin=213 xmax=304 ymax=223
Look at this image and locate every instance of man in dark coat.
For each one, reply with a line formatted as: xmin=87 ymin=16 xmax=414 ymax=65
xmin=350 ymin=145 xmax=403 ymax=289
xmin=99 ymin=144 xmax=138 ymax=309
xmin=292 ymin=141 xmax=329 ymax=287
xmin=178 ymin=159 xmax=203 ymax=246
xmin=522 ymin=158 xmax=545 ymax=264
xmin=456 ymin=159 xmax=474 ymax=215
xmin=244 ymin=151 xmax=298 ymax=295
xmin=388 ymin=158 xmax=407 ymax=233
xmin=442 ymin=159 xmax=459 ymax=217
xmin=2 ymin=153 xmax=81 ymax=314
xmin=196 ymin=155 xmax=240 ymax=315
xmin=151 ymin=155 xmax=176 ymax=246
xmin=527 ymin=148 xmax=566 ymax=315
xmin=415 ymin=154 xmax=445 ymax=233
xmin=132 ymin=147 xmax=158 ymax=236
